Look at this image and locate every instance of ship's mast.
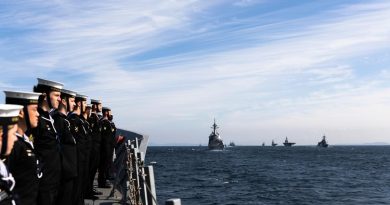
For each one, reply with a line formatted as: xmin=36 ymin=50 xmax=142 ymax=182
xmin=212 ymin=118 xmax=219 ymax=135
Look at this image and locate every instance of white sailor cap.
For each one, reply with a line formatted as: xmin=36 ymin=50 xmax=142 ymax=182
xmin=34 ymin=78 xmax=64 ymax=93
xmin=90 ymin=99 xmax=101 ymax=104
xmin=61 ymin=88 xmax=77 ymax=97
xmin=4 ymin=91 xmax=41 ymax=105
xmin=102 ymin=107 xmax=111 ymax=111
xmin=0 ymin=104 xmax=23 ymax=125
xmin=75 ymin=94 xmax=88 ymax=101
xmin=86 ymin=104 xmax=92 ymax=108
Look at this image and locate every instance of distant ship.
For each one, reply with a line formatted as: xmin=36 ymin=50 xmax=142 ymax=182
xmin=283 ymin=137 xmax=296 ymax=147
xmin=262 ymin=142 xmax=265 ymax=146
xmin=317 ymin=135 xmax=329 ymax=147
xmin=228 ymin=141 xmax=236 ymax=147
xmin=208 ymin=119 xmax=224 ymax=150
xmin=271 ymin=140 xmax=277 ymax=147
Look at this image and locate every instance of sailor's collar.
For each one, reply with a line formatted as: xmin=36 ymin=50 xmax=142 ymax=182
xmin=16 ymin=133 xmax=34 ymax=149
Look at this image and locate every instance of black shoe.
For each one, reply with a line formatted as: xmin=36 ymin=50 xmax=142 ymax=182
xmin=92 ymin=189 xmax=103 ymax=195
xmin=98 ymin=183 xmax=111 ymax=188
xmin=85 ymin=195 xmax=99 ymax=200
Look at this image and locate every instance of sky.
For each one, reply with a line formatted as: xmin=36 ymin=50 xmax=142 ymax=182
xmin=1 ymin=0 xmax=390 ymax=145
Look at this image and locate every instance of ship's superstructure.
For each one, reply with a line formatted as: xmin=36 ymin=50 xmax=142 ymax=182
xmin=208 ymin=119 xmax=224 ymax=150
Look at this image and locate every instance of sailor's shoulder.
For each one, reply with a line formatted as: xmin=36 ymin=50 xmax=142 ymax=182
xmin=100 ymin=118 xmax=111 ymax=124
xmin=52 ymin=113 xmax=65 ymax=122
xmin=39 ymin=115 xmax=52 ymax=122
xmin=90 ymin=113 xmax=99 ymax=120
xmin=68 ymin=113 xmax=81 ymax=122
xmin=101 ymin=120 xmax=112 ymax=129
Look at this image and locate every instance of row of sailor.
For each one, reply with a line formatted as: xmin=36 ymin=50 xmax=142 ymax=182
xmin=0 ymin=78 xmax=117 ymax=205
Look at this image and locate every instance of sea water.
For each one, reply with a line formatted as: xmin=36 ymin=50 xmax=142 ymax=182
xmin=146 ymin=146 xmax=390 ymax=205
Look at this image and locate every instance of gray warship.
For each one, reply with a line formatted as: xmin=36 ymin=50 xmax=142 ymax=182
xmin=283 ymin=137 xmax=296 ymax=147
xmin=271 ymin=140 xmax=277 ymax=146
xmin=208 ymin=119 xmax=224 ymax=150
xmin=317 ymin=135 xmax=329 ymax=147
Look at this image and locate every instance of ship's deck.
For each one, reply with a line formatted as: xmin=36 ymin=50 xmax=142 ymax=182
xmin=85 ymin=181 xmax=126 ymax=205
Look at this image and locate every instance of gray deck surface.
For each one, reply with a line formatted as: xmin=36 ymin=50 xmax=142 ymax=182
xmin=84 ymin=182 xmax=126 ymax=205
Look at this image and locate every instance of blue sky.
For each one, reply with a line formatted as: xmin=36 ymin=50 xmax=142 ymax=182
xmin=1 ymin=0 xmax=390 ymax=145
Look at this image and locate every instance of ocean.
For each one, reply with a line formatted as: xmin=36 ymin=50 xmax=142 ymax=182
xmin=146 ymin=146 xmax=390 ymax=205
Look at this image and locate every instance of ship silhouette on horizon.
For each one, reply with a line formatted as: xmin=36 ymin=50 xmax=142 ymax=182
xmin=208 ymin=119 xmax=224 ymax=150
xmin=283 ymin=137 xmax=296 ymax=147
xmin=317 ymin=135 xmax=329 ymax=147
xmin=272 ymin=140 xmax=277 ymax=146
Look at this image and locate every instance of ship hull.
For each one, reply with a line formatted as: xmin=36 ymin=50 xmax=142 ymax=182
xmin=283 ymin=143 xmax=295 ymax=147
xmin=208 ymin=134 xmax=224 ymax=150
xmin=317 ymin=143 xmax=328 ymax=148
xmin=208 ymin=144 xmax=224 ymax=150
xmin=317 ymin=137 xmax=328 ymax=148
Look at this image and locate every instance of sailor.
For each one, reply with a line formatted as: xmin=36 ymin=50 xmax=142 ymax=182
xmin=98 ymin=107 xmax=114 ymax=188
xmin=86 ymin=104 xmax=92 ymax=118
xmin=82 ymin=104 xmax=93 ymax=199
xmin=4 ymin=91 xmax=41 ymax=205
xmin=32 ymin=78 xmax=63 ymax=205
xmin=107 ymin=113 xmax=117 ymax=180
xmin=68 ymin=94 xmax=89 ymax=205
xmin=52 ymin=88 xmax=78 ymax=205
xmin=86 ymin=99 xmax=103 ymax=197
xmin=0 ymin=104 xmax=23 ymax=205
xmin=95 ymin=101 xmax=103 ymax=120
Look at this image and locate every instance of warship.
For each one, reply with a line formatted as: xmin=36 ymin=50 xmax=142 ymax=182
xmin=208 ymin=119 xmax=224 ymax=150
xmin=317 ymin=135 xmax=329 ymax=147
xmin=283 ymin=137 xmax=295 ymax=147
xmin=271 ymin=140 xmax=277 ymax=147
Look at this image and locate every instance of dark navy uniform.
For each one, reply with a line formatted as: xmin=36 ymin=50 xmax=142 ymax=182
xmin=32 ymin=107 xmax=61 ymax=205
xmin=110 ymin=120 xmax=117 ymax=146
xmin=86 ymin=112 xmax=101 ymax=195
xmin=6 ymin=133 xmax=40 ymax=205
xmin=52 ymin=110 xmax=77 ymax=205
xmin=68 ymin=112 xmax=89 ymax=205
xmin=0 ymin=161 xmax=14 ymax=205
xmin=108 ymin=119 xmax=117 ymax=178
xmin=80 ymin=116 xmax=92 ymax=197
xmin=3 ymin=91 xmax=42 ymax=205
xmin=0 ymin=104 xmax=23 ymax=205
xmin=98 ymin=118 xmax=115 ymax=187
xmin=32 ymin=78 xmax=64 ymax=205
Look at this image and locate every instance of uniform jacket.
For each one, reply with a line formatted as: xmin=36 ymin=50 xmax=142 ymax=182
xmin=52 ymin=110 xmax=77 ymax=180
xmin=7 ymin=134 xmax=40 ymax=205
xmin=67 ymin=113 xmax=89 ymax=164
xmin=100 ymin=118 xmax=115 ymax=149
xmin=0 ymin=160 xmax=15 ymax=205
xmin=31 ymin=107 xmax=61 ymax=190
xmin=87 ymin=113 xmax=101 ymax=146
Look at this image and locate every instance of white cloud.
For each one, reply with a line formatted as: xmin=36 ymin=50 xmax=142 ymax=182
xmin=233 ymin=0 xmax=266 ymax=7
xmin=1 ymin=1 xmax=390 ymax=144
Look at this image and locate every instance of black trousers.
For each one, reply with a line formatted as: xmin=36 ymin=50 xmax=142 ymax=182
xmin=37 ymin=188 xmax=58 ymax=205
xmin=73 ymin=162 xmax=87 ymax=205
xmin=57 ymin=179 xmax=75 ymax=205
xmin=98 ymin=145 xmax=111 ymax=186
xmin=83 ymin=150 xmax=91 ymax=195
xmin=73 ymin=146 xmax=87 ymax=205
xmin=106 ymin=145 xmax=115 ymax=178
xmin=87 ymin=145 xmax=100 ymax=194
